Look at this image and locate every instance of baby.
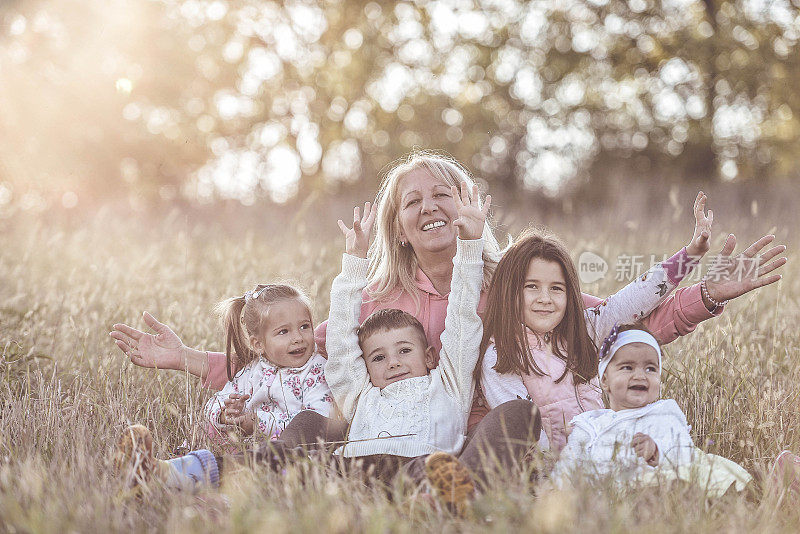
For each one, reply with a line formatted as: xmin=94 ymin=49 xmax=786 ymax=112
xmin=552 ymin=323 xmax=751 ymax=495
xmin=552 ymin=323 xmax=694 ymax=485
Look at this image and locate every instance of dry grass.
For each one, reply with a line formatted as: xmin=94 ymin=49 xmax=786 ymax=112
xmin=1 ymin=186 xmax=799 ymax=532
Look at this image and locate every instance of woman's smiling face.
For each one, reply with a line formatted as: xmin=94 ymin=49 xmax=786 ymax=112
xmin=396 ymin=168 xmax=459 ymax=256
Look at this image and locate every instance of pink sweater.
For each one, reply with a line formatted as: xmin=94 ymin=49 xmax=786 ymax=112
xmin=204 ymin=258 xmax=719 ymax=428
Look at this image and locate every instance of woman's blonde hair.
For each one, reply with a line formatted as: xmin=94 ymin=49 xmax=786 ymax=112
xmin=367 ymin=150 xmax=503 ymax=306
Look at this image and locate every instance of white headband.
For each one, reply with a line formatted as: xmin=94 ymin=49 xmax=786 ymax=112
xmin=598 ymin=330 xmax=662 ymax=380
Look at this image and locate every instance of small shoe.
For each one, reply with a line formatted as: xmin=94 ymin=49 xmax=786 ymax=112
xmin=424 ymin=451 xmax=475 ymax=514
xmin=114 ymin=424 xmax=170 ymax=493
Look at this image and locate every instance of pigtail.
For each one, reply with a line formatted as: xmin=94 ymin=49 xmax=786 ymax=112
xmin=217 ymin=296 xmax=259 ymax=381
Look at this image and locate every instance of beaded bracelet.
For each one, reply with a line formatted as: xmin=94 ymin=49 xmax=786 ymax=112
xmin=701 ymin=277 xmax=728 ymax=309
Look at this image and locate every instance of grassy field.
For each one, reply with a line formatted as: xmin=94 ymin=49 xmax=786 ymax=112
xmin=1 ymin=185 xmax=799 ymax=532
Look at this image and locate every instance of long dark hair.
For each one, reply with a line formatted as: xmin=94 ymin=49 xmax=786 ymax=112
xmin=478 ymin=228 xmax=597 ymax=384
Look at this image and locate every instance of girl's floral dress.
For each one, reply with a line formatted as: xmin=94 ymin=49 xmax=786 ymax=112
xmin=205 ymin=353 xmax=333 ymax=442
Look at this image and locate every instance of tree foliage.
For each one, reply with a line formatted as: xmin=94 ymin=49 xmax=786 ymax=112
xmin=1 ymin=0 xmax=798 ymax=206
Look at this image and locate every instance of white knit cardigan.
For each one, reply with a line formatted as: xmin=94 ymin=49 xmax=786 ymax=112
xmin=325 ymin=238 xmax=484 ymax=458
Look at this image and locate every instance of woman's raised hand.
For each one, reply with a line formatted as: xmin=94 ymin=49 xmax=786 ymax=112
xmin=110 ymin=312 xmax=187 ymax=370
xmin=686 ymin=191 xmax=713 ymax=258
xmin=451 ymin=182 xmax=491 ymax=241
xmin=337 ymin=201 xmax=378 ymax=258
xmin=703 ymin=233 xmax=787 ymax=305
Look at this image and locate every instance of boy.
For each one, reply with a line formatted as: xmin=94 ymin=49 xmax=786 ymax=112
xmin=322 ymin=186 xmax=489 ymax=506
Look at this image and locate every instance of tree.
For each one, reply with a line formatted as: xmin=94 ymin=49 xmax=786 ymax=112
xmin=1 ymin=0 xmax=798 ymax=207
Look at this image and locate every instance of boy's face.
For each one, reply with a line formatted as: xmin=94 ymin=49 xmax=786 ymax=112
xmin=360 ymin=326 xmax=437 ymax=389
xmin=601 ymin=343 xmax=661 ymax=411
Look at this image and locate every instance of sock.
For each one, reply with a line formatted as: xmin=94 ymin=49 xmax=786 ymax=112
xmin=215 ymin=455 xmax=224 ymax=478
xmin=165 ymin=449 xmax=220 ymax=490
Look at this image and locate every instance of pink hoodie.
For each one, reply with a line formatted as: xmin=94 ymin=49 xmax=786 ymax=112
xmin=203 ymin=268 xmax=719 ymax=430
xmin=519 ymin=332 xmax=605 ymax=452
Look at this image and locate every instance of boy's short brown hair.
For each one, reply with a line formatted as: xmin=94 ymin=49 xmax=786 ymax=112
xmin=357 ymin=309 xmax=428 ymax=349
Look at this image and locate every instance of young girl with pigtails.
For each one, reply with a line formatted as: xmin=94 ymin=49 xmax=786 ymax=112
xmin=114 ymin=283 xmax=333 ymax=492
xmin=204 ymin=284 xmax=333 ymax=441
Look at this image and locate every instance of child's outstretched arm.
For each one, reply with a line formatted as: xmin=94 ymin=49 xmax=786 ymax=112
xmin=701 ymin=233 xmax=786 ymax=307
xmin=325 ymin=202 xmax=378 ymax=421
xmin=437 ymin=183 xmax=489 ymax=411
xmin=587 ymin=191 xmax=712 ymax=344
xmin=635 ymin=200 xmax=786 ymax=343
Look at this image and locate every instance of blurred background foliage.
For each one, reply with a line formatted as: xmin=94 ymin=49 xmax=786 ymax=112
xmin=0 ymin=0 xmax=798 ymax=212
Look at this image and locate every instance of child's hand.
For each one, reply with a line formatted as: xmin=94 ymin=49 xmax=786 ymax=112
xmin=219 ymin=393 xmax=250 ymax=425
xmin=631 ymin=432 xmax=659 ymax=466
xmin=686 ymin=191 xmax=713 ymax=258
xmin=232 ymin=411 xmax=256 ymax=435
xmin=337 ymin=201 xmax=378 ymax=258
xmin=451 ymin=182 xmax=491 ymax=241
